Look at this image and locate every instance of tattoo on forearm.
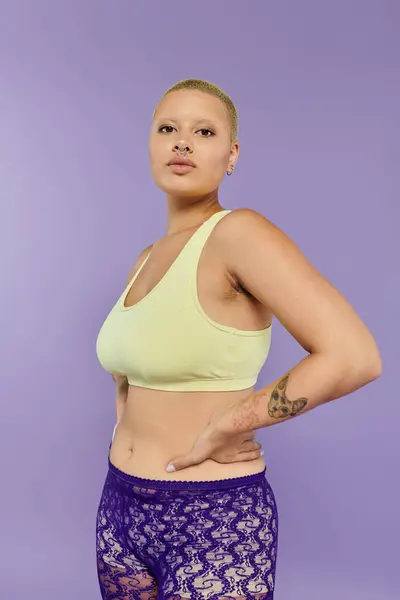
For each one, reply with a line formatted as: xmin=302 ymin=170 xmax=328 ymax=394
xmin=268 ymin=374 xmax=308 ymax=419
xmin=231 ymin=399 xmax=262 ymax=432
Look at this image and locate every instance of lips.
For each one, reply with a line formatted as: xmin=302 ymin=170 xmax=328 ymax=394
xmin=167 ymin=157 xmax=196 ymax=168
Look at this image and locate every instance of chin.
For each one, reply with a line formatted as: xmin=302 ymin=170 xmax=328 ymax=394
xmin=155 ymin=175 xmax=210 ymax=197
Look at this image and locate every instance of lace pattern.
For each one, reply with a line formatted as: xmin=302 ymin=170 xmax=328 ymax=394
xmin=96 ymin=464 xmax=278 ymax=599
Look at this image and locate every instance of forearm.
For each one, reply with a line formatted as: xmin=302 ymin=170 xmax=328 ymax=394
xmin=225 ymin=352 xmax=381 ymax=434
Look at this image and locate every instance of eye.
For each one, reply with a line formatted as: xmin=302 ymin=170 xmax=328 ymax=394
xmin=158 ymin=125 xmax=175 ymax=133
xmin=197 ymin=128 xmax=215 ymax=137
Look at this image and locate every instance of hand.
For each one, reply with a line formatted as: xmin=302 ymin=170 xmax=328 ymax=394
xmin=165 ymin=401 xmax=264 ymax=473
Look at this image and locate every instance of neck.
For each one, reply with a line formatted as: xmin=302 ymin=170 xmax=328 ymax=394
xmin=165 ymin=190 xmax=223 ymax=235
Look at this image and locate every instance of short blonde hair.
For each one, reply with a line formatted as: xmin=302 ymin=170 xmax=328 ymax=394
xmin=155 ymin=78 xmax=238 ymax=142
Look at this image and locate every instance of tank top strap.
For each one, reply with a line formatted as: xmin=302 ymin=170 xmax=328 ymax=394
xmin=173 ymin=209 xmax=231 ymax=288
xmin=184 ymin=209 xmax=232 ymax=262
xmin=132 ymin=210 xmax=232 ymax=298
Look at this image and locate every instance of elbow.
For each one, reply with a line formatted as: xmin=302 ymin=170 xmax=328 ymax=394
xmin=340 ymin=328 xmax=383 ymax=382
xmin=365 ymin=353 xmax=383 ymax=381
xmin=360 ymin=336 xmax=383 ymax=381
xmin=348 ymin=347 xmax=383 ymax=384
xmin=326 ymin=340 xmax=383 ymax=388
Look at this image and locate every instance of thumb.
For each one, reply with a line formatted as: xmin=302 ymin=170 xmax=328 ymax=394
xmin=165 ymin=452 xmax=203 ymax=473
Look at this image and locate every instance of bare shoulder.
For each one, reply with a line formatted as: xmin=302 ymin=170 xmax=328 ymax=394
xmin=215 ymin=208 xmax=380 ymax=368
xmin=124 ymin=243 xmax=154 ymax=286
xmin=213 ymin=208 xmax=290 ymax=261
xmin=216 ymin=207 xmax=285 ymax=243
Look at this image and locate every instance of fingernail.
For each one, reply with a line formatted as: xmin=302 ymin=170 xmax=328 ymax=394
xmin=166 ymin=464 xmax=175 ymax=473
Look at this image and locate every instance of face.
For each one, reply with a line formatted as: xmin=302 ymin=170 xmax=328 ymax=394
xmin=149 ymin=90 xmax=239 ymax=197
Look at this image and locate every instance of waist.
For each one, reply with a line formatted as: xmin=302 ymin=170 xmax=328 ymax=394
xmin=108 ymin=385 xmax=266 ymax=481
xmin=121 ymin=384 xmax=255 ymax=434
xmin=108 ymin=454 xmax=267 ymax=491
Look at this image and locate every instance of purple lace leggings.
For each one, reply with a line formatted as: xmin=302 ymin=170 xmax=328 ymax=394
xmin=96 ymin=455 xmax=278 ymax=600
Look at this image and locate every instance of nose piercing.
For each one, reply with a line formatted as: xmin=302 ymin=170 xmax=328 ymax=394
xmin=175 ymin=145 xmax=190 ymax=157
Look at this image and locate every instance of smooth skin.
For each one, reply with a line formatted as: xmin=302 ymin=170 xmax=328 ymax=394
xmin=109 ymin=89 xmax=382 ymax=480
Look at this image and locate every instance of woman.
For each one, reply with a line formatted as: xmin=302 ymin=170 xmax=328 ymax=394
xmin=95 ymin=79 xmax=382 ymax=599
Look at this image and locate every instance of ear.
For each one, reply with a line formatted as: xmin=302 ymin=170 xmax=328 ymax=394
xmin=228 ymin=140 xmax=240 ymax=171
xmin=227 ymin=139 xmax=240 ymax=173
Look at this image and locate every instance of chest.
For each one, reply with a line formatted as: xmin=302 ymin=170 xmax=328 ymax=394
xmin=125 ymin=233 xmax=241 ymax=307
xmin=123 ymin=228 xmax=270 ymax=333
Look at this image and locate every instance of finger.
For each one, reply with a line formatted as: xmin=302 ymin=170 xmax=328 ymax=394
xmin=240 ymin=432 xmax=256 ymax=443
xmin=165 ymin=452 xmax=205 ymax=473
xmin=236 ymin=449 xmax=264 ymax=461
xmin=240 ymin=441 xmax=261 ymax=452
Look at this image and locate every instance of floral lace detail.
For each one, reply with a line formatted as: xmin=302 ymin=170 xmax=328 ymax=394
xmin=96 ymin=466 xmax=278 ymax=599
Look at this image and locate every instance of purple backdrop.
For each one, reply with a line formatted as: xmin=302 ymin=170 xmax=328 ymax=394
xmin=1 ymin=1 xmax=398 ymax=598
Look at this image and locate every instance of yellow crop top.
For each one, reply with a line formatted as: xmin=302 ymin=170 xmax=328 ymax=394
xmin=96 ymin=210 xmax=272 ymax=391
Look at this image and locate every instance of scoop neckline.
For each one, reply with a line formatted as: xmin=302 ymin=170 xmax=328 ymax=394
xmin=120 ymin=209 xmax=231 ymax=311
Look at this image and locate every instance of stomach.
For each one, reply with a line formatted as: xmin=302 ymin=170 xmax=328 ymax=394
xmin=109 ymin=385 xmax=266 ymax=481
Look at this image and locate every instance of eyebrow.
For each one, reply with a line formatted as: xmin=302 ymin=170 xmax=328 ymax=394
xmin=154 ymin=116 xmax=220 ymax=126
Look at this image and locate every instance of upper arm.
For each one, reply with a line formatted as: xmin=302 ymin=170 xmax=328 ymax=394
xmin=220 ymin=209 xmax=381 ymax=370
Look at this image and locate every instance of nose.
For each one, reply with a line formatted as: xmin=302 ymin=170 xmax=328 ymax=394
xmin=174 ymin=142 xmax=192 ymax=156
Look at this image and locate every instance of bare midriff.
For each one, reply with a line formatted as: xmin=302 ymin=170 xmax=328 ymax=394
xmin=109 ymin=385 xmax=266 ymax=482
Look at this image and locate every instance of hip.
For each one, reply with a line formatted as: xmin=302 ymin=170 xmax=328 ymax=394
xmin=108 ymin=423 xmax=267 ymax=482
xmin=96 ymin=457 xmax=279 ymax=597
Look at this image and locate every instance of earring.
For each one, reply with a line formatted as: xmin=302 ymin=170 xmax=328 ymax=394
xmin=227 ymin=164 xmax=235 ymax=176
